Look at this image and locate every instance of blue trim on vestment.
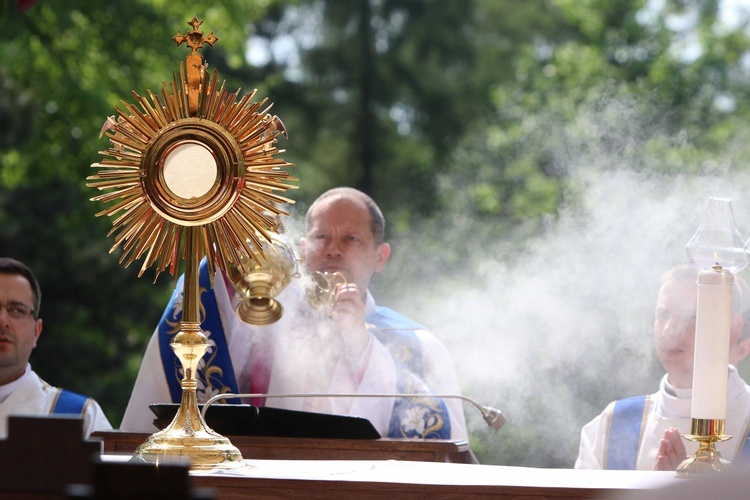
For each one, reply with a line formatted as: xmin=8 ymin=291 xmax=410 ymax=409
xmin=52 ymin=389 xmax=87 ymax=415
xmin=606 ymin=395 xmax=647 ymax=470
xmin=607 ymin=394 xmax=750 ymax=468
xmin=369 ymin=306 xmax=425 ymax=330
xmin=368 ymin=306 xmax=452 ymax=439
xmin=368 ymin=306 xmax=425 ymax=374
xmin=157 ymin=259 xmax=240 ymax=404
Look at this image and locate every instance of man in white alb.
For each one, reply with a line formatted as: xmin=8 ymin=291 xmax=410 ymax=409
xmin=575 ymin=265 xmax=750 ymax=470
xmin=0 ymin=257 xmax=111 ymax=438
xmin=120 ymin=188 xmax=468 ymax=441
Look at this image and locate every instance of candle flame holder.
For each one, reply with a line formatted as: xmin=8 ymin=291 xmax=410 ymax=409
xmin=675 ymin=418 xmax=732 ymax=477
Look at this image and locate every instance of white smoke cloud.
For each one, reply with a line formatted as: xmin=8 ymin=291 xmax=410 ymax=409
xmin=379 ymin=91 xmax=750 ymax=467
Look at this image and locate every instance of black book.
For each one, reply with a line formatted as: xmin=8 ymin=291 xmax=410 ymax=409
xmin=149 ymin=403 xmax=381 ymax=440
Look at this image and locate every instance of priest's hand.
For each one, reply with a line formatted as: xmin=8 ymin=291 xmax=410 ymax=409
xmin=330 ymin=282 xmax=370 ymax=358
xmin=653 ymin=427 xmax=688 ymax=471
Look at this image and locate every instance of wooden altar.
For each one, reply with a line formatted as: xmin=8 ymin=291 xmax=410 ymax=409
xmin=90 ymin=431 xmax=681 ymax=499
xmin=2 ymin=421 xmax=687 ymax=500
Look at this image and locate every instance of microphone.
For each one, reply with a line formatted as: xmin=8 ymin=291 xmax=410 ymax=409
xmin=201 ymin=392 xmax=506 ymax=431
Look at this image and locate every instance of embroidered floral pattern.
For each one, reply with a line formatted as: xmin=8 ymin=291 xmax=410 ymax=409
xmin=164 ymin=282 xmax=232 ymax=403
xmin=378 ymin=334 xmax=448 ymax=439
xmin=401 ymin=407 xmax=429 ymax=435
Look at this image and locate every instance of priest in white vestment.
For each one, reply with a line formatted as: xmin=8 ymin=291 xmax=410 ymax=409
xmin=575 ymin=265 xmax=750 ymax=470
xmin=121 ymin=188 xmax=467 ymax=441
xmin=0 ymin=257 xmax=112 ymax=439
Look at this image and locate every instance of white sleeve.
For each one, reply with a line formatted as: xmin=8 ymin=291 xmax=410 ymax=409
xmin=416 ymin=329 xmax=468 ymax=441
xmin=574 ymin=404 xmax=613 ymax=469
xmin=327 ymin=335 xmax=398 ymax=436
xmin=119 ymin=330 xmax=172 ymax=432
xmin=82 ymin=398 xmax=113 ymax=438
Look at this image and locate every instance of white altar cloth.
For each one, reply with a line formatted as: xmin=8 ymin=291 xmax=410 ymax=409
xmin=196 ymin=458 xmax=678 ymax=490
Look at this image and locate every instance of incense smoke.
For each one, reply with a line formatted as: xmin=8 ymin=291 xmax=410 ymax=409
xmin=378 ymin=90 xmax=750 ymax=467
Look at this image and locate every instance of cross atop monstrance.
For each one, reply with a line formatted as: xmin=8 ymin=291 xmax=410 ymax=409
xmin=173 ymin=16 xmax=218 ymax=116
xmin=173 ymin=17 xmax=217 ymax=55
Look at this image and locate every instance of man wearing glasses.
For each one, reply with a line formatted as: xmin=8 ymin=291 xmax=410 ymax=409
xmin=0 ymin=257 xmax=111 ymax=438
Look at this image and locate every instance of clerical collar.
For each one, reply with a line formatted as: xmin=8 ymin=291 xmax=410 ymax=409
xmin=663 ymin=377 xmax=692 ymax=399
xmin=0 ymin=364 xmax=31 ymax=403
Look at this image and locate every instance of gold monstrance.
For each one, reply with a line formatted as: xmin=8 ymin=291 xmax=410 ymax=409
xmin=87 ymin=17 xmax=298 ymax=469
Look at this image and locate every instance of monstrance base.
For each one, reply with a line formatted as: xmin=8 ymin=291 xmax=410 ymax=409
xmin=132 ymin=426 xmax=245 ymax=470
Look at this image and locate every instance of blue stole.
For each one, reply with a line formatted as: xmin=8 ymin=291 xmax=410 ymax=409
xmin=156 ymin=262 xmax=452 ymax=438
xmin=606 ymin=395 xmax=648 ymax=469
xmin=606 ymin=394 xmax=750 ymax=469
xmin=157 ymin=259 xmax=240 ymax=404
xmin=367 ymin=306 xmax=452 ymax=439
xmin=52 ymin=389 xmax=87 ymax=415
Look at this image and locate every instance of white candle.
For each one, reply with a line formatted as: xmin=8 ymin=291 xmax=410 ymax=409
xmin=691 ymin=267 xmax=733 ymax=420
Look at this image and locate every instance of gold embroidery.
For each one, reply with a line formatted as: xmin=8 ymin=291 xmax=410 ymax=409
xmin=167 ymin=284 xmax=232 ymax=402
xmin=397 ymin=368 xmax=446 ymax=438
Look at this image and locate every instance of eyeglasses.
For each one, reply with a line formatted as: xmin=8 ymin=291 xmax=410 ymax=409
xmin=0 ymin=303 xmax=36 ymax=320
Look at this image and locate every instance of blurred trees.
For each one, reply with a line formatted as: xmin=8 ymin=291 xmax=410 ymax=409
xmin=252 ymin=0 xmax=566 ymax=218
xmin=3 ymin=0 xmax=750 ymax=467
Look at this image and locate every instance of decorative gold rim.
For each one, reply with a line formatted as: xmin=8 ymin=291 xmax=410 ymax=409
xmin=87 ymin=65 xmax=298 ymax=281
xmin=143 ymin=118 xmax=243 ymax=225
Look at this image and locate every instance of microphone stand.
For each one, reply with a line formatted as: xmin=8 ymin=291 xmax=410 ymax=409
xmin=201 ymin=392 xmax=506 ymax=431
